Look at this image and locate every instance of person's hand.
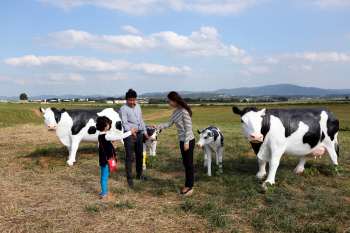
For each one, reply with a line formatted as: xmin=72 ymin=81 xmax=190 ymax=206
xmin=130 ymin=127 xmax=138 ymax=137
xmin=184 ymin=144 xmax=189 ymax=151
xmin=150 ymin=125 xmax=157 ymax=129
xmin=144 ymin=134 xmax=149 ymax=141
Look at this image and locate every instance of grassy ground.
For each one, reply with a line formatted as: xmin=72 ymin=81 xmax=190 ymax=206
xmin=0 ymin=103 xmax=350 ymax=232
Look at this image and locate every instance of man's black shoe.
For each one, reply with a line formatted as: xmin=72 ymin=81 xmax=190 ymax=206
xmin=128 ymin=181 xmax=134 ymax=187
xmin=136 ymin=175 xmax=148 ymax=181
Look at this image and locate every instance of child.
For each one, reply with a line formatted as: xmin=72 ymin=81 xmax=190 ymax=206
xmin=96 ymin=116 xmax=138 ymax=200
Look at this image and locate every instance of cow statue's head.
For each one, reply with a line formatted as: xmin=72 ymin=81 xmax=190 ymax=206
xmin=232 ymin=106 xmax=265 ymax=143
xmin=146 ymin=125 xmax=162 ymax=141
xmin=40 ymin=107 xmax=66 ymax=131
xmin=197 ymin=127 xmax=216 ymax=147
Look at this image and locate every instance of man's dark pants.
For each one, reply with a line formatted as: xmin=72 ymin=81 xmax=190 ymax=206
xmin=124 ymin=133 xmax=144 ymax=182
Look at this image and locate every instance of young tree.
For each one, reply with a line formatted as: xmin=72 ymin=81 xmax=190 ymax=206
xmin=19 ymin=93 xmax=28 ymax=100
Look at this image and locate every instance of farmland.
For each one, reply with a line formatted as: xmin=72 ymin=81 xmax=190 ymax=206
xmin=0 ymin=102 xmax=350 ymax=232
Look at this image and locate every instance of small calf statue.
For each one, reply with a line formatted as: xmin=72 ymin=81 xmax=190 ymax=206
xmin=197 ymin=126 xmax=224 ymax=176
xmin=142 ymin=125 xmax=162 ymax=170
xmin=232 ymin=106 xmax=339 ymax=190
xmin=40 ymin=107 xmax=124 ymax=166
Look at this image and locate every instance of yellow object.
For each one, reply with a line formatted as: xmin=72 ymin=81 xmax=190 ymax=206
xmin=143 ymin=153 xmax=146 ymax=164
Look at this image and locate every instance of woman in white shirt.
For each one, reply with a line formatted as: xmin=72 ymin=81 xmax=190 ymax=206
xmin=150 ymin=91 xmax=195 ymax=196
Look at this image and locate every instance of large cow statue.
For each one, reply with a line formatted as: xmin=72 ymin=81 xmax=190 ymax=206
xmin=232 ymin=106 xmax=339 ymax=189
xmin=197 ymin=126 xmax=224 ymax=176
xmin=40 ymin=107 xmax=124 ymax=166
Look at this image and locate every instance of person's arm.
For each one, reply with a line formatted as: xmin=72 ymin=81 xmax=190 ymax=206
xmin=156 ymin=117 xmax=174 ymax=130
xmin=183 ymin=110 xmax=193 ymax=146
xmin=120 ymin=106 xmax=130 ymax=132
xmin=105 ymin=131 xmax=132 ymax=141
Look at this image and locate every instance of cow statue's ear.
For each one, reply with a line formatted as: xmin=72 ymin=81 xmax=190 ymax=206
xmin=232 ymin=106 xmax=242 ymax=116
xmin=59 ymin=108 xmax=66 ymax=113
xmin=208 ymin=132 xmax=214 ymax=137
xmin=39 ymin=108 xmax=45 ymax=114
xmin=259 ymin=108 xmax=266 ymax=116
xmin=197 ymin=130 xmax=202 ymax=134
xmin=158 ymin=129 xmax=162 ymax=134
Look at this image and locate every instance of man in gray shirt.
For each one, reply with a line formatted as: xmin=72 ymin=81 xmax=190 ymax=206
xmin=120 ymin=89 xmax=149 ymax=186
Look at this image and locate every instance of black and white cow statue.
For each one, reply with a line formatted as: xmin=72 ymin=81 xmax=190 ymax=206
xmin=232 ymin=106 xmax=339 ymax=189
xmin=40 ymin=107 xmax=123 ymax=166
xmin=142 ymin=125 xmax=161 ymax=170
xmin=197 ymin=126 xmax=224 ymax=176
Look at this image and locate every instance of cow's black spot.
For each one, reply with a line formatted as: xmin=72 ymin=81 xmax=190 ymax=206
xmin=250 ymin=142 xmax=262 ymax=155
xmin=88 ymin=126 xmax=97 ymax=134
xmin=327 ymin=111 xmax=339 ymax=141
xmin=51 ymin=108 xmax=66 ymax=124
xmin=320 ymin=131 xmax=325 ymax=142
xmin=116 ymin=121 xmax=122 ymax=131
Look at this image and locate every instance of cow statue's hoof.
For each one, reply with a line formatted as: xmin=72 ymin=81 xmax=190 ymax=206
xmin=67 ymin=160 xmax=74 ymax=166
xmin=207 ymin=173 xmax=212 ymax=177
xmin=256 ymin=172 xmax=266 ymax=180
xmin=143 ymin=164 xmax=146 ymax=170
xmin=293 ymin=166 xmax=304 ymax=174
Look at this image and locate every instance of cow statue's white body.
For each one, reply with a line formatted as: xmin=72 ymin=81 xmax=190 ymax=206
xmin=197 ymin=126 xmax=224 ymax=176
xmin=142 ymin=125 xmax=161 ymax=170
xmin=40 ymin=107 xmax=124 ymax=166
xmin=233 ymin=106 xmax=340 ymax=190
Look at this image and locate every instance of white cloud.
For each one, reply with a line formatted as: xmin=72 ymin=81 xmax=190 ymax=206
xmin=283 ymin=51 xmax=350 ymax=62
xmin=35 ymin=0 xmax=266 ymax=15
xmin=301 ymin=65 xmax=312 ymax=70
xmin=248 ymin=66 xmax=269 ymax=73
xmin=307 ymin=0 xmax=350 ymax=9
xmin=132 ymin=63 xmax=183 ymax=75
xmin=3 ymin=55 xmax=192 ymax=76
xmin=238 ymin=70 xmax=251 ymax=76
xmin=121 ymin=25 xmax=141 ymax=34
xmin=34 ymin=27 xmax=251 ymax=64
xmin=50 ymin=73 xmax=85 ymax=81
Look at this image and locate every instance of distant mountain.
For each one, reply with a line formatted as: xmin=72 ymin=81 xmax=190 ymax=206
xmin=1 ymin=84 xmax=349 ymax=100
xmin=212 ymin=84 xmax=350 ymax=96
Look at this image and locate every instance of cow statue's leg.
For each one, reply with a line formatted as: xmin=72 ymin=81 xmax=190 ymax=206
xmin=256 ymin=159 xmax=267 ymax=179
xmin=66 ymin=136 xmax=83 ymax=166
xmin=324 ymin=141 xmax=339 ymax=169
xmin=293 ymin=156 xmax=308 ymax=174
xmin=142 ymin=143 xmax=147 ymax=170
xmin=204 ymin=146 xmax=212 ymax=176
xmin=203 ymin=147 xmax=208 ymax=168
xmin=262 ymin=148 xmax=285 ymax=190
xmin=216 ymin=147 xmax=223 ymax=173
xmin=150 ymin=141 xmax=157 ymax=156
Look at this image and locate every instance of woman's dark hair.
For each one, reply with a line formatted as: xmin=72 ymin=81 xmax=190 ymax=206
xmin=96 ymin=116 xmax=111 ymax=131
xmin=125 ymin=88 xmax=137 ymax=99
xmin=167 ymin=91 xmax=192 ymax=117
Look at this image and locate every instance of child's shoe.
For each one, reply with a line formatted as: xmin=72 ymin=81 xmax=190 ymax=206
xmin=100 ymin=192 xmax=114 ymax=197
xmin=101 ymin=193 xmax=115 ymax=200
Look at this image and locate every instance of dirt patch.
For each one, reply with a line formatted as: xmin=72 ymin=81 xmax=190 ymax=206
xmin=29 ymin=108 xmax=43 ymax=118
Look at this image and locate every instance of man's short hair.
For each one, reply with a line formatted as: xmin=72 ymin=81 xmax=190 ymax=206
xmin=125 ymin=89 xmax=137 ymax=99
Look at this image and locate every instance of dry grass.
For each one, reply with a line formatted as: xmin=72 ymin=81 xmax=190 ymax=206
xmin=1 ymin=103 xmax=350 ymax=232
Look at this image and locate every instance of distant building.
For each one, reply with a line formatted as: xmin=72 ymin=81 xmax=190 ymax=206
xmin=102 ymin=100 xmax=114 ymax=104
xmin=114 ymin=100 xmax=126 ymax=104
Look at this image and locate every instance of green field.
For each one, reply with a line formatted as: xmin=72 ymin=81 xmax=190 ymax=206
xmin=1 ymin=102 xmax=350 ymax=232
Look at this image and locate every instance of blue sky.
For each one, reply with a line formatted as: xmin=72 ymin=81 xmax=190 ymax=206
xmin=1 ymin=0 xmax=350 ymax=97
